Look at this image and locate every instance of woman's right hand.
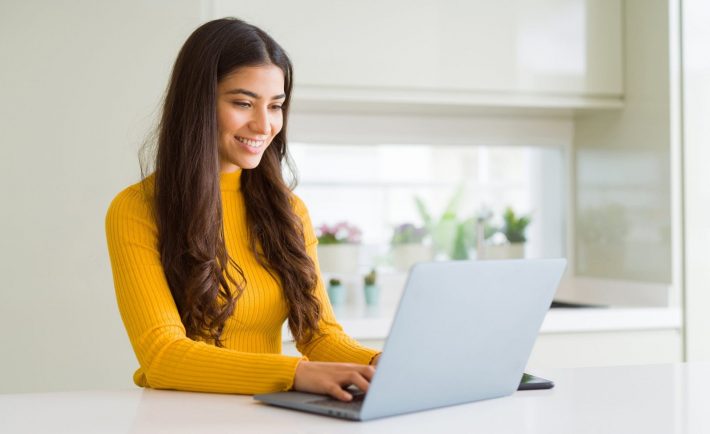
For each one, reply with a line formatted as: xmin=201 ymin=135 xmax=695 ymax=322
xmin=293 ymin=360 xmax=376 ymax=401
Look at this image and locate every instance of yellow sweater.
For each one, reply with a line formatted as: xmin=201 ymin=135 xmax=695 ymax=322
xmin=105 ymin=169 xmax=378 ymax=394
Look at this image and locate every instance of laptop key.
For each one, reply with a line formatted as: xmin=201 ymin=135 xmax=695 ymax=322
xmin=309 ymin=390 xmax=366 ymax=410
xmin=308 ymin=398 xmax=364 ymax=411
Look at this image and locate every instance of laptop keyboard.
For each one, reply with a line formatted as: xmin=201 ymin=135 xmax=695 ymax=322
xmin=309 ymin=390 xmax=366 ymax=411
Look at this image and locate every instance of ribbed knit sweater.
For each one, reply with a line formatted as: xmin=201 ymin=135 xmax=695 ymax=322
xmin=105 ymin=169 xmax=378 ymax=394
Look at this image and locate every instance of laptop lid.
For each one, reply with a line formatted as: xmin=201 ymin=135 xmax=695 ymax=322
xmin=255 ymin=259 xmax=566 ymax=421
xmin=359 ymin=258 xmax=566 ymax=420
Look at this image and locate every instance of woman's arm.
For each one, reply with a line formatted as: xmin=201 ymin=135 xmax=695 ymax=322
xmin=106 ymin=186 xmax=303 ymax=394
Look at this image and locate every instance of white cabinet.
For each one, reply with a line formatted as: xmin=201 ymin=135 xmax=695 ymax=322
xmin=282 ymin=307 xmax=683 ymax=367
xmin=527 ymin=330 xmax=683 ymax=369
xmin=214 ymin=0 xmax=623 ymax=108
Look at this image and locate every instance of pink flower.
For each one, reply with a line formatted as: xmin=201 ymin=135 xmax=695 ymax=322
xmin=316 ymin=221 xmax=362 ymax=244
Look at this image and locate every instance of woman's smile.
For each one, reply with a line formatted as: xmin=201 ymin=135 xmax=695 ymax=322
xmin=236 ymin=136 xmax=267 ymax=148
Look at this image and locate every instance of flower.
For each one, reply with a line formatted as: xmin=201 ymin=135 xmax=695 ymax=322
xmin=316 ymin=221 xmax=362 ymax=245
xmin=390 ymin=223 xmax=428 ymax=245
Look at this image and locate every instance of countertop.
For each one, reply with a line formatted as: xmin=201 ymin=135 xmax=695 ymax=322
xmin=2 ymin=363 xmax=708 ymax=433
xmin=285 ymin=305 xmax=683 ymax=341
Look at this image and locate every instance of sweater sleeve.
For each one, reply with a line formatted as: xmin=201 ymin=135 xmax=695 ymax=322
xmin=291 ymin=196 xmax=382 ymax=365
xmin=105 ymin=186 xmax=303 ymax=394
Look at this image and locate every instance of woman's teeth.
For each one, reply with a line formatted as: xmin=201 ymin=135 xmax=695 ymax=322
xmin=237 ymin=136 xmax=265 ymax=148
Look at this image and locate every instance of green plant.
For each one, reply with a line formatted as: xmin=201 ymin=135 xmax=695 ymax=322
xmin=476 ymin=209 xmax=498 ymax=240
xmin=364 ymin=269 xmax=377 ymax=286
xmin=452 ymin=217 xmax=476 ymax=260
xmin=415 ymin=186 xmax=464 ymax=258
xmin=501 ymin=207 xmax=531 ymax=243
xmin=390 ymin=223 xmax=428 ymax=245
xmin=328 ymin=277 xmax=341 ymax=286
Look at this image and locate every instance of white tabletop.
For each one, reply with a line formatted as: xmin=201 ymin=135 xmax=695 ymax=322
xmin=2 ymin=363 xmax=709 ymax=434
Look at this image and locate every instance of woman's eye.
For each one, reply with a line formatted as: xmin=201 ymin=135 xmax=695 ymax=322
xmin=233 ymin=101 xmax=251 ymax=108
xmin=270 ymin=105 xmax=283 ymax=111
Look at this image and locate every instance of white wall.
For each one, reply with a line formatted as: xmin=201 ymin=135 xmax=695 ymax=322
xmin=682 ymin=0 xmax=710 ymax=361
xmin=0 ymin=1 xmax=205 ymax=392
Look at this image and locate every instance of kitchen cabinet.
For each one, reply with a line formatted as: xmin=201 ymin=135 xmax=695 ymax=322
xmin=214 ymin=0 xmax=623 ymax=108
xmin=281 ymin=307 xmax=683 ymax=368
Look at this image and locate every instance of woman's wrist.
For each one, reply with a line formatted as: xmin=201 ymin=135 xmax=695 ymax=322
xmin=291 ymin=357 xmax=309 ymax=390
xmin=370 ymin=353 xmax=381 ymax=366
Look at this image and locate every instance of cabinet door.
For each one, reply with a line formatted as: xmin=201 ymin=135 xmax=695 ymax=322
xmin=527 ymin=330 xmax=682 ymax=369
xmin=215 ymin=0 xmax=622 ymax=96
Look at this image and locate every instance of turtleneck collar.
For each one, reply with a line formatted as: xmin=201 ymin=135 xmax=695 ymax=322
xmin=219 ymin=169 xmax=242 ymax=191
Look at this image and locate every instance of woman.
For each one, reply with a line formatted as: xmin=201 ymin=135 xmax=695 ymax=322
xmin=105 ymin=17 xmax=379 ymax=402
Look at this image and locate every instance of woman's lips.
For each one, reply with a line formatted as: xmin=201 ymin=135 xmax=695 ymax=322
xmin=235 ymin=136 xmax=267 ymax=154
xmin=236 ymin=136 xmax=266 ymax=147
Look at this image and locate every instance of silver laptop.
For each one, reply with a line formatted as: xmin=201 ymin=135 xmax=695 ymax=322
xmin=254 ymin=258 xmax=566 ymax=421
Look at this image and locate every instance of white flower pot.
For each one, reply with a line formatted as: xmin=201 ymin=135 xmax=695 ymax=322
xmin=316 ymin=244 xmax=361 ymax=274
xmin=479 ymin=243 xmax=525 ymax=260
xmin=391 ymin=244 xmax=433 ymax=271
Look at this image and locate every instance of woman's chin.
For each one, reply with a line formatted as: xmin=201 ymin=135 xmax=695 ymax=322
xmin=234 ymin=156 xmax=263 ymax=170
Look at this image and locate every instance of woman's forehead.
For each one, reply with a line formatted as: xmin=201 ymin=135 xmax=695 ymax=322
xmin=219 ymin=65 xmax=285 ymax=97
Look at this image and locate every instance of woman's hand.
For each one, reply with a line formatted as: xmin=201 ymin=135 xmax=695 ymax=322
xmin=293 ymin=361 xmax=376 ymax=401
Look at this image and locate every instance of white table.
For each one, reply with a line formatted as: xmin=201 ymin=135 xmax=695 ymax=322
xmin=2 ymin=363 xmax=709 ymax=434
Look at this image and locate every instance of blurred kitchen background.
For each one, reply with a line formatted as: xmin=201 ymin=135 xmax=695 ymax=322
xmin=1 ymin=0 xmax=710 ymax=393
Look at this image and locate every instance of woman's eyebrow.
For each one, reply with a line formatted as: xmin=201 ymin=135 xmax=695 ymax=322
xmin=225 ymin=88 xmax=286 ymax=100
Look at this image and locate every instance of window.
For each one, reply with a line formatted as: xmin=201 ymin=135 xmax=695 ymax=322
xmin=290 ymin=142 xmax=566 ymax=270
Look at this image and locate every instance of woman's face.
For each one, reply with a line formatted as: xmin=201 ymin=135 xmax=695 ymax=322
xmin=216 ymin=64 xmax=286 ymax=172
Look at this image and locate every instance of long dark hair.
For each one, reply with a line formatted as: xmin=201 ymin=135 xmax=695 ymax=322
xmin=142 ymin=18 xmax=320 ymax=346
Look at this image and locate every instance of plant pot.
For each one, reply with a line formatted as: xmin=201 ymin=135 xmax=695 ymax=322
xmin=480 ymin=242 xmax=525 ymax=260
xmin=391 ymin=244 xmax=433 ymax=271
xmin=363 ymin=284 xmax=380 ymax=306
xmin=317 ymin=244 xmax=361 ymax=274
xmin=327 ymin=283 xmax=346 ymax=307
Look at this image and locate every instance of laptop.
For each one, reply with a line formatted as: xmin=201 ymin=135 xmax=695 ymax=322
xmin=255 ymin=258 xmax=566 ymax=421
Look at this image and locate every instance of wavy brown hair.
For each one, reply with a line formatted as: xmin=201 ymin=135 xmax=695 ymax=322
xmin=141 ymin=18 xmax=321 ymax=346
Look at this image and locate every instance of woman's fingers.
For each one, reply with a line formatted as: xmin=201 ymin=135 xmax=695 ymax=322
xmin=293 ymin=361 xmax=377 ymax=401
xmin=346 ymin=371 xmax=370 ymax=393
xmin=359 ymin=365 xmax=376 ymax=381
xmin=329 ymin=383 xmax=353 ymax=401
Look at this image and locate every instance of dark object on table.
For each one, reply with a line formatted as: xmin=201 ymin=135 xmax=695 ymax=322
xmin=518 ymin=373 xmax=554 ymax=390
xmin=550 ymin=300 xmax=606 ymax=309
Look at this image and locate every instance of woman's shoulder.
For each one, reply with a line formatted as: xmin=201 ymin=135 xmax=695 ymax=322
xmin=289 ymin=192 xmax=309 ymax=217
xmin=289 ymin=193 xmax=317 ymax=245
xmin=105 ymin=176 xmax=156 ymax=231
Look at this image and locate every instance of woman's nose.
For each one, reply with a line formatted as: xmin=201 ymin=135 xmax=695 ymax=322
xmin=250 ymin=107 xmax=271 ymax=135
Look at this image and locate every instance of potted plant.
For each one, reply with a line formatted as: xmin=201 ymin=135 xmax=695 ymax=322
xmin=415 ymin=186 xmax=464 ymax=260
xmin=363 ymin=269 xmax=379 ymax=306
xmin=327 ymin=277 xmax=346 ymax=307
xmin=481 ymin=207 xmax=531 ymax=259
xmin=415 ymin=187 xmax=484 ymax=260
xmin=316 ymin=222 xmax=362 ymax=274
xmin=390 ymin=223 xmax=431 ymax=271
xmin=451 ymin=217 xmax=477 ymax=260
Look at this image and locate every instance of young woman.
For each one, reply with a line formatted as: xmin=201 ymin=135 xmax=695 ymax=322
xmin=105 ymin=17 xmax=379 ymax=402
